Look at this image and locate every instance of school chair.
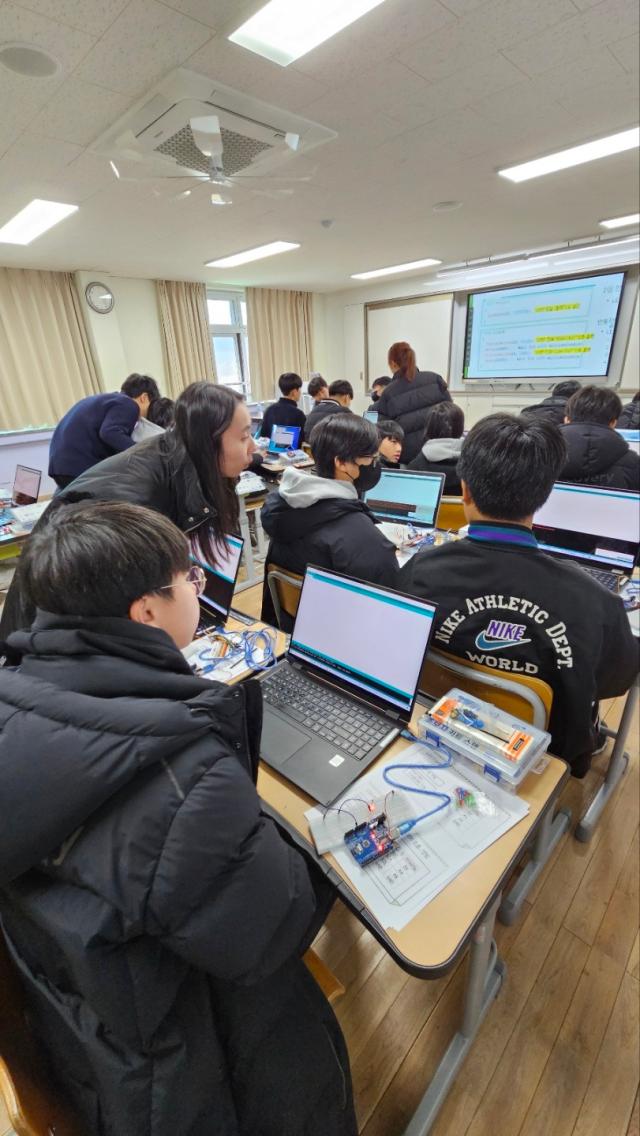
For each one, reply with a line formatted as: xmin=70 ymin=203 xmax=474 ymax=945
xmin=419 ymin=647 xmax=570 ymax=926
xmin=302 ymin=949 xmax=345 ymax=1004
xmin=0 ymin=928 xmax=84 ymax=1136
xmin=436 ymin=496 xmax=465 ymax=533
xmin=266 ymin=563 xmax=303 ymax=629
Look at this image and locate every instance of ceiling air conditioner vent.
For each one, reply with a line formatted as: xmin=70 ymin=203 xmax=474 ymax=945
xmin=156 ymin=124 xmax=273 ymax=176
xmin=91 ymin=68 xmax=336 ymax=177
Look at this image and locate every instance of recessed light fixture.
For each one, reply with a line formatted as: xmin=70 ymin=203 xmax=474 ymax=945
xmin=229 ymin=0 xmax=387 ymax=66
xmin=205 ymin=240 xmax=300 ymax=267
xmin=0 ymin=199 xmax=78 ymax=245
xmin=498 ymin=126 xmax=639 ymax=183
xmin=599 ymin=212 xmax=640 ymax=229
xmin=432 ymin=201 xmax=462 ymax=213
xmin=351 ymin=257 xmax=442 ymax=280
xmin=0 ymin=42 xmax=59 ymax=77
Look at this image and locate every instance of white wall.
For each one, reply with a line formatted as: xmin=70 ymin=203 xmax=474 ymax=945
xmin=75 ymin=272 xmax=168 ymax=395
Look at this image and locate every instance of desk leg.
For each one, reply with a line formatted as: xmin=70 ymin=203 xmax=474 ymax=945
xmin=575 ymin=675 xmax=637 ymax=843
xmin=253 ymin=504 xmax=267 ymax=560
xmin=236 ymin=497 xmax=257 ymax=593
xmin=498 ymin=800 xmax=571 ymax=926
xmin=401 ymin=894 xmax=505 ymax=1136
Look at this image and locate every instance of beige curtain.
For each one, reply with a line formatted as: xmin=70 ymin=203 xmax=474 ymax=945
xmin=246 ymin=287 xmax=314 ymax=401
xmin=0 ymin=268 xmax=100 ymax=431
xmin=156 ymin=280 xmax=216 ymax=397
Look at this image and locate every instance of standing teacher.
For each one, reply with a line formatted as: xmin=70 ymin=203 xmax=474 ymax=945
xmin=375 ymin=341 xmax=451 ymax=463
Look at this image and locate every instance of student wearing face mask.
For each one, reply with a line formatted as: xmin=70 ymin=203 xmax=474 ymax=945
xmin=260 ymin=415 xmax=399 ymax=627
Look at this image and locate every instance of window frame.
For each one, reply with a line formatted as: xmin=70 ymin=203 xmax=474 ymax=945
xmin=207 ymin=290 xmax=250 ymax=400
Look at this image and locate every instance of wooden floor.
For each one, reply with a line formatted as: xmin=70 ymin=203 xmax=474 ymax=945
xmin=2 ymin=581 xmax=638 ymax=1136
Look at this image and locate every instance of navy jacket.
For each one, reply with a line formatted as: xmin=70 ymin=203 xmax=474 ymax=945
xmin=49 ymin=392 xmax=139 ymax=479
xmin=259 ymin=398 xmax=306 ymax=440
xmin=0 ymin=615 xmax=356 ymax=1136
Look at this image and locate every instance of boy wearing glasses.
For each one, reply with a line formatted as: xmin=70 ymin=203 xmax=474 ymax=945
xmin=0 ymin=501 xmax=356 ymax=1136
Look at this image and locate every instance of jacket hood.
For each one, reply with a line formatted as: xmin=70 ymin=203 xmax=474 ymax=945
xmin=422 ymin=437 xmax=464 ymax=462
xmin=278 ymin=466 xmax=357 ymax=509
xmin=560 ymin=421 xmax=630 ymax=477
xmin=0 ymin=614 xmax=250 ymax=883
xmin=261 ymin=474 xmax=373 ymax=543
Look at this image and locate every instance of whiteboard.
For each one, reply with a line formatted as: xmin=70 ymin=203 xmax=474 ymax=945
xmin=366 ymin=293 xmax=453 ymax=385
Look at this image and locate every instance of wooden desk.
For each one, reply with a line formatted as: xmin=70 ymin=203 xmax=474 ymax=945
xmin=257 ymin=708 xmax=569 ymax=1135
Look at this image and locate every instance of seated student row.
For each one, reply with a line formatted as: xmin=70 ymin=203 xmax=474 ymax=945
xmin=261 ymin=410 xmax=637 ymax=777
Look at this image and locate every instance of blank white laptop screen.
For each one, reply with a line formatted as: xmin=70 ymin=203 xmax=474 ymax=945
xmin=364 ymin=469 xmax=445 ymax=530
xmin=288 ymin=566 xmax=436 ymax=714
xmin=533 ymin=483 xmax=640 ymax=572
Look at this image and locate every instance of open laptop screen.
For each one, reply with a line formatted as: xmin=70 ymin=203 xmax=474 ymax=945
xmin=288 ymin=566 xmax=436 ymax=716
xmin=533 ymin=483 xmax=640 ymax=572
xmin=190 ymin=533 xmax=244 ymax=622
xmin=269 ymin=424 xmax=301 ymax=454
xmin=617 ymin=428 xmax=640 ymax=455
xmin=12 ymin=465 xmax=41 ymax=506
xmin=364 ymin=469 xmax=445 ymax=530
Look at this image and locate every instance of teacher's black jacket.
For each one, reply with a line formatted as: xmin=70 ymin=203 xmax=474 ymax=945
xmin=0 ymin=615 xmax=356 ymax=1136
xmin=375 ymin=370 xmax=451 ymax=463
xmin=399 ymin=523 xmax=638 ymax=774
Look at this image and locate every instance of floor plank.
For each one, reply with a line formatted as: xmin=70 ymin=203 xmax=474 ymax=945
xmin=572 ymin=972 xmax=640 ymax=1136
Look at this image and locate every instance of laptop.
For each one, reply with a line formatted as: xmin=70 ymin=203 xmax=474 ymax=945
xmin=363 ymin=409 xmax=379 ymax=424
xmin=364 ymin=469 xmax=445 ymax=532
xmin=268 ymin=424 xmax=302 ymax=455
xmin=12 ymin=465 xmax=41 ymax=507
xmin=258 ymin=565 xmax=437 ymax=804
xmin=189 ymin=532 xmax=244 ymax=635
xmin=533 ymin=482 xmax=640 ymax=592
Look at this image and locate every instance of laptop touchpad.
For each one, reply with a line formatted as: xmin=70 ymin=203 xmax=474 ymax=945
xmin=261 ymin=711 xmax=309 ymax=767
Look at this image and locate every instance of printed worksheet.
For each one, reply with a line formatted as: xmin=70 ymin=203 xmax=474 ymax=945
xmin=306 ymin=744 xmax=529 ymax=930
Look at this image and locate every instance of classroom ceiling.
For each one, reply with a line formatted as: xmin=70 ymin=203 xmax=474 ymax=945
xmin=0 ymin=0 xmax=638 ymax=291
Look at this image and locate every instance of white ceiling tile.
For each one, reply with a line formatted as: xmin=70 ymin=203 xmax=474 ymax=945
xmin=503 ymin=0 xmax=639 ymax=76
xmin=74 ymin=0 xmax=213 ymax=96
xmin=290 ymin=0 xmax=455 ymax=84
xmin=608 ymin=32 xmax=640 ymax=72
xmin=30 ymin=78 xmax=132 ymax=146
xmin=186 ymin=35 xmax=328 ymax=111
xmin=0 ymin=67 xmax=64 ymax=135
xmin=299 ymin=62 xmax=432 ymax=132
xmin=524 ymin=46 xmax=627 ymax=103
xmin=12 ymin=0 xmax=129 ymax=36
xmin=399 ymin=0 xmax=577 ymax=82
xmin=404 ymin=54 xmax=525 ymax=124
xmin=558 ymin=72 xmax=640 ymax=125
xmin=0 ymin=2 xmax=95 ymax=70
xmin=156 ymin=0 xmax=256 ymax=30
xmin=0 ymin=133 xmax=83 ymax=197
xmin=438 ymin=0 xmax=495 ymax=13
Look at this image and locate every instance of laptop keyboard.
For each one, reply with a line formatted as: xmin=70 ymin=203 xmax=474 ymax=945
xmin=261 ymin=665 xmax=393 ymax=760
xmin=582 ymin=566 xmax=620 ymax=592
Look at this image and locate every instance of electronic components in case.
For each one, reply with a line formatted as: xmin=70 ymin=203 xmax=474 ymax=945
xmin=344 ymin=814 xmax=396 ymax=867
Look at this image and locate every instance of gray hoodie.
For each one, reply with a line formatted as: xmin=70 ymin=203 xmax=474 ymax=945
xmin=420 ymin=437 xmax=464 ymax=462
xmin=278 ymin=466 xmax=357 ymax=509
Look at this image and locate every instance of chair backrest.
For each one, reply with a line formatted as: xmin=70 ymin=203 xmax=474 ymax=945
xmin=436 ymin=496 xmax=465 ymax=533
xmin=266 ymin=563 xmax=303 ymax=629
xmin=420 ymin=647 xmax=553 ymax=731
xmin=0 ymin=929 xmax=83 ymax=1136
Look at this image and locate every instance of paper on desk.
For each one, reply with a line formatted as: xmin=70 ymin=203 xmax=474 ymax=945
xmin=306 ymin=743 xmax=529 ymax=931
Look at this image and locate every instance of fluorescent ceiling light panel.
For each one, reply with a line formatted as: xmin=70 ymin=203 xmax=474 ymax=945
xmin=0 ymin=198 xmax=78 ymax=244
xmin=498 ymin=127 xmax=639 ymax=183
xmin=206 ymin=241 xmax=300 ymax=267
xmin=351 ymin=257 xmax=442 ymax=280
xmin=599 ymin=213 xmax=640 ymax=229
xmin=229 ymin=0 xmax=387 ymax=66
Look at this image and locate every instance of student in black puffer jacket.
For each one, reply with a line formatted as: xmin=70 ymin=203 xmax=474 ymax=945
xmin=0 ymin=501 xmax=356 ymax=1136
xmin=559 ymin=386 xmax=639 ymax=491
xmin=374 ymin=341 xmax=451 ymax=463
xmin=408 ymin=401 xmax=465 ymax=494
xmin=0 ymin=383 xmax=257 ymax=640
xmin=261 ymin=415 xmax=398 ymax=628
xmin=521 ymin=380 xmax=582 ymax=427
xmin=618 ymin=391 xmax=640 ymax=429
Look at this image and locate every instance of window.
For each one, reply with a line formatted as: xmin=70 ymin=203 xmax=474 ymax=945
xmin=207 ymin=291 xmax=250 ymax=399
